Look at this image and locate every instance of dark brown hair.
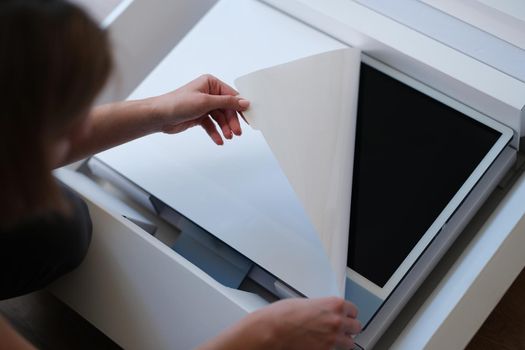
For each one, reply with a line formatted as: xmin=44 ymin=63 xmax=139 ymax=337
xmin=0 ymin=0 xmax=112 ymax=227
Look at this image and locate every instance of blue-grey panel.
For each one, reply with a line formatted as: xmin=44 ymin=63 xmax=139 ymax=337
xmin=345 ymin=277 xmax=383 ymax=326
xmin=172 ymin=223 xmax=253 ymax=289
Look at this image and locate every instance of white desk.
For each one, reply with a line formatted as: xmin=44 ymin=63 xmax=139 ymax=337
xmin=51 ymin=1 xmax=525 ymax=349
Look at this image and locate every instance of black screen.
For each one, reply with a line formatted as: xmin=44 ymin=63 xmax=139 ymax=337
xmin=347 ymin=64 xmax=502 ymax=287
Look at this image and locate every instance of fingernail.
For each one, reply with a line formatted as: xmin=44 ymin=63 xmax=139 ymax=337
xmin=238 ymin=99 xmax=250 ymax=108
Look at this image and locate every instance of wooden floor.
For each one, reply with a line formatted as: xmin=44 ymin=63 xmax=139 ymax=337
xmin=0 ymin=291 xmax=120 ymax=350
xmin=467 ymin=269 xmax=525 ymax=349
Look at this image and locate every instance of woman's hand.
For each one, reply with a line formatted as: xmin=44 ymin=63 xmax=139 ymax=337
xmin=148 ymin=74 xmax=250 ymax=145
xmin=60 ymin=74 xmax=249 ymax=165
xmin=256 ymin=297 xmax=362 ymax=350
xmin=198 ymin=297 xmax=362 ymax=350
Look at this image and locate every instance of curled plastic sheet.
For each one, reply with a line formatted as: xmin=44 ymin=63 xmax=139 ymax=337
xmin=235 ymin=48 xmax=361 ymax=294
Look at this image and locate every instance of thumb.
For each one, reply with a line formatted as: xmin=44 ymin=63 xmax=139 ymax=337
xmin=206 ymin=94 xmax=250 ymax=112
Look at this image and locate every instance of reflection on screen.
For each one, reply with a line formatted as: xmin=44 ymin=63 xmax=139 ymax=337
xmin=347 ymin=64 xmax=501 ymax=288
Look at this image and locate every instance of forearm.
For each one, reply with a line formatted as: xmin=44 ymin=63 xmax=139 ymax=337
xmin=0 ymin=317 xmax=36 ymax=350
xmin=62 ymin=98 xmax=160 ymax=165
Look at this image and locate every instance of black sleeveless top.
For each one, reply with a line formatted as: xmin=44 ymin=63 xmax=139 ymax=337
xmin=0 ymin=185 xmax=92 ymax=300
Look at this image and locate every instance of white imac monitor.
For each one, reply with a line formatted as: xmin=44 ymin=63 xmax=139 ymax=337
xmin=347 ymin=56 xmax=514 ymax=349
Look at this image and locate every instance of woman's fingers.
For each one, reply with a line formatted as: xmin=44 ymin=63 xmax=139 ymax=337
xmin=200 ymin=116 xmax=224 ymax=145
xmin=205 ymin=94 xmax=250 ymax=113
xmin=203 ymin=109 xmax=243 ymax=144
xmin=342 ymin=301 xmax=361 ymax=336
xmin=344 ymin=301 xmax=359 ymax=319
xmin=156 ymin=75 xmax=249 ymax=145
xmin=210 ymin=110 xmax=233 ymax=139
xmin=224 ymin=109 xmax=242 ymax=136
xmin=335 ymin=317 xmax=360 ymax=350
xmin=343 ymin=317 xmax=362 ymax=335
xmin=204 ymin=76 xmax=247 ymax=137
xmin=202 ymin=74 xmax=239 ymax=96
